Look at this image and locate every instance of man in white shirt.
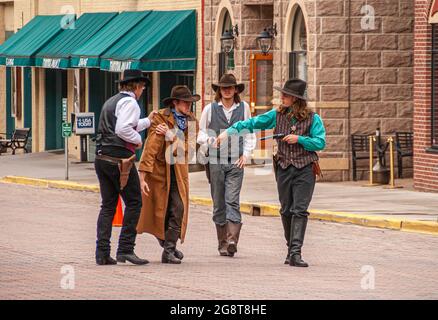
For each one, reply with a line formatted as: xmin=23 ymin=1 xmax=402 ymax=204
xmin=197 ymin=73 xmax=256 ymax=257
xmin=95 ymin=69 xmax=155 ymax=266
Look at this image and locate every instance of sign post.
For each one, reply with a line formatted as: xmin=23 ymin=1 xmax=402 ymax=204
xmin=62 ymin=98 xmax=71 ymax=180
xmin=74 ymin=112 xmax=95 ymax=162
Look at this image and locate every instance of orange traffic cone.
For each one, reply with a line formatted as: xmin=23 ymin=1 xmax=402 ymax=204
xmin=112 ymin=196 xmax=124 ymax=227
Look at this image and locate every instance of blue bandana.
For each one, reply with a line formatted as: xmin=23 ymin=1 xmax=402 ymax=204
xmin=171 ymin=109 xmax=188 ymax=131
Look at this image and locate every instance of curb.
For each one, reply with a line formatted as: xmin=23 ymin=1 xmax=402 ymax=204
xmin=0 ymin=176 xmax=100 ymax=193
xmin=2 ymin=176 xmax=437 ymax=236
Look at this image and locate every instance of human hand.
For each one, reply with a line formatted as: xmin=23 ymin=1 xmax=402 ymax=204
xmin=140 ymin=179 xmax=150 ymax=197
xmin=214 ymin=131 xmax=228 ymax=148
xmin=234 ymin=155 xmax=247 ymax=169
xmin=156 ymin=124 xmax=169 ymax=136
xmin=148 ymin=110 xmax=159 ymax=123
xmin=282 ymin=134 xmax=299 ymax=144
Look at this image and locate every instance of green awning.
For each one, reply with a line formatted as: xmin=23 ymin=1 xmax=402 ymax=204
xmin=0 ymin=15 xmax=68 ymax=67
xmin=100 ymin=10 xmax=196 ymax=72
xmin=35 ymin=12 xmax=118 ymax=69
xmin=70 ymin=11 xmax=151 ymax=68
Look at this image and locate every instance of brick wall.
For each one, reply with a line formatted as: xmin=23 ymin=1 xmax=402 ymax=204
xmin=414 ymin=0 xmax=438 ymax=192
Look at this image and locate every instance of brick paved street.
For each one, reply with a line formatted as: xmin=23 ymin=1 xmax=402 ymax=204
xmin=0 ymin=183 xmax=437 ymax=300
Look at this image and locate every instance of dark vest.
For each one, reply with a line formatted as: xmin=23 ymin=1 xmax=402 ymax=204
xmin=274 ymin=111 xmax=319 ymax=169
xmin=208 ymin=101 xmax=245 ymax=161
xmin=96 ymin=92 xmax=137 ymax=153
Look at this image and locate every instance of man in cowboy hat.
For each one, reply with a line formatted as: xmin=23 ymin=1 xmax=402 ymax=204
xmin=216 ymin=78 xmax=326 ymax=267
xmin=197 ymin=73 xmax=256 ymax=257
xmin=137 ymin=85 xmax=199 ymax=264
xmin=95 ymin=69 xmax=156 ymax=266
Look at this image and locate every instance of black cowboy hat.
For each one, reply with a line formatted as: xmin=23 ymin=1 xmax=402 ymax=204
xmin=212 ymin=73 xmax=245 ymax=93
xmin=162 ymin=85 xmax=201 ymax=106
xmin=274 ymin=78 xmax=307 ymax=101
xmin=116 ymin=69 xmax=151 ymax=86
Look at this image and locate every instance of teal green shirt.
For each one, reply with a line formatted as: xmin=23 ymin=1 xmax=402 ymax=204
xmin=227 ymin=109 xmax=326 ymax=152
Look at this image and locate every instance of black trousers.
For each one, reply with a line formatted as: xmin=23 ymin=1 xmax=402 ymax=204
xmin=163 ymin=165 xmax=184 ymax=251
xmin=276 ymin=163 xmax=316 ymax=218
xmin=95 ymin=156 xmax=142 ymax=259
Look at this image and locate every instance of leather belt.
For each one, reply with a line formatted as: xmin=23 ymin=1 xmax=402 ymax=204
xmin=96 ymin=154 xmax=137 ymax=190
xmin=96 ymin=154 xmax=126 ymax=165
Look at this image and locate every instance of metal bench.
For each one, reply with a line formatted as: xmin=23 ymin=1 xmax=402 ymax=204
xmin=0 ymin=128 xmax=31 ymax=155
xmin=395 ymin=131 xmax=413 ymax=178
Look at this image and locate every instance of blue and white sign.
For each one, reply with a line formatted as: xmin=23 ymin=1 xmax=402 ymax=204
xmin=74 ymin=113 xmax=95 ymax=135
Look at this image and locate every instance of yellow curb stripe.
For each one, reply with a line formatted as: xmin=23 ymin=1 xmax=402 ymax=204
xmin=0 ymin=176 xmax=100 ymax=193
xmin=2 ymin=176 xmax=437 ymax=236
xmin=190 ymin=196 xmax=437 ymax=236
xmin=401 ymin=220 xmax=438 ymax=235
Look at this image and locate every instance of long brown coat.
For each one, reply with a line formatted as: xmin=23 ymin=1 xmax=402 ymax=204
xmin=136 ymin=108 xmax=198 ymax=243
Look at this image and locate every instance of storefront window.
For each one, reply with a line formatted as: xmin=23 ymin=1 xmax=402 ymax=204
xmin=11 ymin=67 xmax=22 ymax=120
xmin=289 ymin=7 xmax=307 ymax=81
xmin=432 ymin=24 xmax=438 ymax=148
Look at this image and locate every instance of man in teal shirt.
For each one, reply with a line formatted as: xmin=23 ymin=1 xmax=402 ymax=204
xmin=216 ymin=79 xmax=326 ymax=267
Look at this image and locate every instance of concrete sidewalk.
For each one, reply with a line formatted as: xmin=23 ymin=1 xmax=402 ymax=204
xmin=1 ymin=151 xmax=437 ymax=229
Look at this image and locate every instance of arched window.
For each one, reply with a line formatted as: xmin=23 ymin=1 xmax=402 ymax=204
xmin=219 ymin=10 xmax=235 ymax=79
xmin=289 ymin=7 xmax=307 ymax=81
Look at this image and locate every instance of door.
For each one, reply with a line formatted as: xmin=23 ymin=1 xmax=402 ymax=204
xmin=45 ymin=69 xmax=67 ymax=151
xmin=23 ymin=67 xmax=32 ymax=151
xmin=159 ymin=72 xmax=195 ymax=110
xmin=250 ymin=53 xmax=274 ymax=153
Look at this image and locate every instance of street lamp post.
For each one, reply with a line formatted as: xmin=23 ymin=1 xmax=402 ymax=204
xmin=257 ymin=23 xmax=278 ymax=55
xmin=220 ymin=24 xmax=239 ymax=55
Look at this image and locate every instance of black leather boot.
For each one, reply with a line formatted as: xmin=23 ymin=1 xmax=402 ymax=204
xmin=96 ymin=256 xmax=117 ymax=265
xmin=116 ymin=253 xmax=149 ymax=265
xmin=289 ymin=215 xmax=309 ymax=268
xmin=281 ymin=215 xmax=292 ymax=264
xmin=157 ymin=238 xmax=184 ymax=260
xmin=162 ymin=228 xmax=182 ymax=264
xmin=215 ymin=224 xmax=229 ymax=256
xmin=226 ymin=222 xmax=242 ymax=257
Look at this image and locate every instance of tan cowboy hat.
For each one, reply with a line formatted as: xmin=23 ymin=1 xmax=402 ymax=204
xmin=162 ymin=85 xmax=201 ymax=106
xmin=212 ymin=73 xmax=245 ymax=93
xmin=274 ymin=78 xmax=307 ymax=101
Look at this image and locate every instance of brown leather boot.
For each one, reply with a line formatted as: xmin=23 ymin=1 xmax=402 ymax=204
xmin=162 ymin=228 xmax=182 ymax=264
xmin=215 ymin=224 xmax=229 ymax=256
xmin=226 ymin=222 xmax=242 ymax=257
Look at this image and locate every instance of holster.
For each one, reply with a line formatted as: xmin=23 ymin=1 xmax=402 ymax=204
xmin=312 ymin=161 xmax=323 ymax=179
xmin=204 ymin=148 xmax=211 ymax=184
xmin=118 ymin=155 xmax=137 ymax=190
xmin=96 ymin=154 xmax=136 ymax=190
xmin=273 ymin=153 xmax=278 ymax=181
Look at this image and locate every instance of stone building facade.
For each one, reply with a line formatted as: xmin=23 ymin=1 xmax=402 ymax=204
xmin=204 ymin=0 xmax=414 ymax=181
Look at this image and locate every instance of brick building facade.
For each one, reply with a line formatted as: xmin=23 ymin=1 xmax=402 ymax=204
xmin=204 ymin=0 xmax=415 ymax=181
xmin=413 ymin=0 xmax=438 ymax=192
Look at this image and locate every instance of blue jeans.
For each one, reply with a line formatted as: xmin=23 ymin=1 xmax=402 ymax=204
xmin=209 ymin=163 xmax=244 ymax=225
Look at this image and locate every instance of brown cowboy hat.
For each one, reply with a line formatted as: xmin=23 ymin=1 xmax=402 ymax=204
xmin=116 ymin=69 xmax=151 ymax=86
xmin=162 ymin=85 xmax=201 ymax=106
xmin=274 ymin=78 xmax=307 ymax=101
xmin=212 ymin=73 xmax=245 ymax=93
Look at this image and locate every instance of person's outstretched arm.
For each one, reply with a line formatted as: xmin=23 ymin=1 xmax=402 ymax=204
xmin=297 ymin=114 xmax=326 ymax=152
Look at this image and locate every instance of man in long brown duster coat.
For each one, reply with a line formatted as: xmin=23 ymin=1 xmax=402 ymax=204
xmin=137 ymin=85 xmax=199 ymax=264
